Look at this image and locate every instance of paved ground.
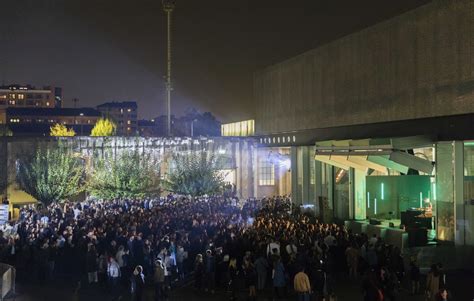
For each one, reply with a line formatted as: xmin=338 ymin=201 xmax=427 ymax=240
xmin=7 ymin=270 xmax=473 ymax=301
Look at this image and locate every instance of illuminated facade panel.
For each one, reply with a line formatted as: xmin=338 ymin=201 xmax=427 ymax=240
xmin=221 ymin=119 xmax=255 ymax=137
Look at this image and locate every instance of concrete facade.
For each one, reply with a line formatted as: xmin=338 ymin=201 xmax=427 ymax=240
xmin=255 ymin=0 xmax=474 ymax=135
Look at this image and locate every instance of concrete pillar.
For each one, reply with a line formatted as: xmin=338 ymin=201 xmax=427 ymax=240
xmin=290 ymin=146 xmax=299 ymax=205
xmin=435 ymin=141 xmax=464 ymax=244
xmin=314 ymin=160 xmax=323 ymax=216
xmin=354 ymin=169 xmax=367 ymax=220
xmin=348 ymin=168 xmax=355 ymax=219
xmin=301 ymin=146 xmax=310 ymax=205
xmin=453 ymin=141 xmax=465 ymax=245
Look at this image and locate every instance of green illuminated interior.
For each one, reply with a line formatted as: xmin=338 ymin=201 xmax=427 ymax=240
xmin=365 ymin=175 xmax=431 ymax=218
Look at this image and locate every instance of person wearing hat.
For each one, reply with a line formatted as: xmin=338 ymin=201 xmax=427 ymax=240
xmin=154 ymin=258 xmax=166 ymax=301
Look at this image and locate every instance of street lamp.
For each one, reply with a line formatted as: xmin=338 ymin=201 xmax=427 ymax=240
xmin=79 ymin=113 xmax=84 ymax=136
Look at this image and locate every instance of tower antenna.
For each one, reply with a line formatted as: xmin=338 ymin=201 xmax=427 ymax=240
xmin=162 ymin=0 xmax=175 ymax=136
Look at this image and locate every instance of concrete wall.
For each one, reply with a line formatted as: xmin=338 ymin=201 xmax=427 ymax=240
xmin=255 ymin=0 xmax=474 ymax=135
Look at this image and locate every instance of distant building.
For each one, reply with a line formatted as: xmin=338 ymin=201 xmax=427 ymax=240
xmin=150 ymin=112 xmax=221 ymax=137
xmin=96 ymin=101 xmax=138 ymax=136
xmin=0 ymin=107 xmax=101 ymax=136
xmin=0 ymin=84 xmax=62 ymax=109
xmin=137 ymin=119 xmax=159 ymax=137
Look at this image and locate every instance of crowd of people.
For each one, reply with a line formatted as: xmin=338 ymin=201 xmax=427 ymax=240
xmin=0 ymin=195 xmax=452 ymax=301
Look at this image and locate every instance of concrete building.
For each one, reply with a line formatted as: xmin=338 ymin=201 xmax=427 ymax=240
xmin=0 ymin=84 xmax=62 ymax=109
xmin=96 ymin=102 xmax=138 ymax=136
xmin=252 ymin=0 xmax=474 ymax=247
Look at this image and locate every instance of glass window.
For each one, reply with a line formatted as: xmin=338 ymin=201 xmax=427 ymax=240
xmin=258 ymin=156 xmax=275 ymax=186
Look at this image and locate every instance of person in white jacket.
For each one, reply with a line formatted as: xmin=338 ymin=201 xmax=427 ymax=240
xmin=107 ymin=257 xmax=121 ymax=299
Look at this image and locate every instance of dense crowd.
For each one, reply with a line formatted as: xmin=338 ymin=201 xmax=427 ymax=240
xmin=0 ymin=195 xmax=451 ymax=301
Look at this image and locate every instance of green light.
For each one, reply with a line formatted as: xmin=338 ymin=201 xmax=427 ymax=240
xmin=367 ymin=192 xmax=370 ymax=208
xmin=381 ymin=183 xmax=384 ymax=200
xmin=419 ymin=192 xmax=423 ymax=208
xmin=432 ymin=182 xmax=437 ymax=201
xmin=374 ymin=198 xmax=377 ymax=215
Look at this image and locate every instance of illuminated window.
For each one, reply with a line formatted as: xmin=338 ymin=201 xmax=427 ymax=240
xmin=87 ymin=120 xmax=91 ymax=124
xmin=120 ymin=109 xmax=124 ymax=114
xmin=0 ymin=95 xmax=6 ymax=99
xmin=127 ymin=120 xmax=131 ymax=125
xmin=9 ymin=100 xmax=16 ymax=105
xmin=127 ymin=127 xmax=131 ymax=131
xmin=221 ymin=119 xmax=255 ymax=137
xmin=127 ymin=108 xmax=131 ymax=112
xmin=10 ymin=94 xmax=16 ymax=99
xmin=258 ymin=156 xmax=275 ymax=186
xmin=46 ymin=102 xmax=50 ymax=106
xmin=18 ymin=94 xmax=24 ymax=100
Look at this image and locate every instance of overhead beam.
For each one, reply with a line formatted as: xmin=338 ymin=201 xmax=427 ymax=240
xmin=389 ymin=151 xmax=434 ymax=174
xmin=367 ymin=155 xmax=409 ymax=174
xmin=329 ymin=155 xmax=368 ymax=172
xmin=347 ymin=155 xmax=388 ymax=174
xmin=315 ymin=155 xmax=349 ymax=170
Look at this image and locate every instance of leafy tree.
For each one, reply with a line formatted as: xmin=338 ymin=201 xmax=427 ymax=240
xmin=164 ymin=151 xmax=225 ymax=197
xmin=16 ymin=146 xmax=85 ymax=206
xmin=91 ymin=118 xmax=116 ymax=136
xmin=50 ymin=123 xmax=76 ymax=137
xmin=87 ymin=150 xmax=160 ymax=199
xmin=0 ymin=126 xmax=12 ymax=136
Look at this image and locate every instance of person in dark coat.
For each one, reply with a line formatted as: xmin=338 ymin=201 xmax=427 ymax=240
xmin=243 ymin=256 xmax=257 ymax=300
xmin=204 ymin=250 xmax=216 ymax=294
xmin=228 ymin=258 xmax=239 ymax=301
xmin=194 ymin=254 xmax=204 ymax=290
xmin=86 ymin=244 xmax=99 ymax=284
xmin=131 ymin=265 xmax=145 ymax=301
xmin=254 ymin=253 xmax=269 ymax=291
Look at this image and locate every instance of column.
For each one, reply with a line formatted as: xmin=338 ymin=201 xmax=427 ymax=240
xmin=453 ymin=141 xmax=464 ymax=245
xmin=348 ymin=168 xmax=355 ymax=219
xmin=314 ymin=160 xmax=323 ymax=216
xmin=435 ymin=141 xmax=464 ymax=244
xmin=301 ymin=146 xmax=310 ymax=205
xmin=290 ymin=146 xmax=299 ymax=205
xmin=354 ymin=169 xmax=367 ymax=220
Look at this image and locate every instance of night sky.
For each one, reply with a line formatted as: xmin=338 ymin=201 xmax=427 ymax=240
xmin=0 ymin=0 xmax=430 ymax=122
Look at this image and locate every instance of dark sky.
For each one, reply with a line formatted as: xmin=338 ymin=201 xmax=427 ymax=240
xmin=0 ymin=0 xmax=430 ymax=122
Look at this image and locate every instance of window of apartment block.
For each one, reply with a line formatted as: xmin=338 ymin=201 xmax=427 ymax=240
xmin=258 ymin=156 xmax=275 ymax=186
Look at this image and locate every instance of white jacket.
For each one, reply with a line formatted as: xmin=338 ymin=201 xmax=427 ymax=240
xmin=108 ymin=261 xmax=121 ymax=278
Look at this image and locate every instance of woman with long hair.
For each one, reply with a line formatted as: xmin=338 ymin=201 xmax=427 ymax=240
xmin=194 ymin=254 xmax=204 ymax=290
xmin=243 ymin=257 xmax=257 ymax=301
xmin=426 ymin=264 xmax=440 ymax=301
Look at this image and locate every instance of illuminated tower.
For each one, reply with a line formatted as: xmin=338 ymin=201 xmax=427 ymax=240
xmin=162 ymin=0 xmax=175 ymax=136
